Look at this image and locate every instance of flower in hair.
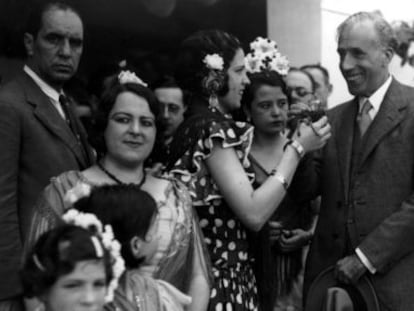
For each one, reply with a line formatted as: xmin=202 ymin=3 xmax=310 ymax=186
xmin=63 ymin=209 xmax=125 ymax=303
xmin=118 ymin=70 xmax=148 ymax=87
xmin=245 ymin=37 xmax=290 ymax=76
xmin=203 ymin=53 xmax=224 ymax=71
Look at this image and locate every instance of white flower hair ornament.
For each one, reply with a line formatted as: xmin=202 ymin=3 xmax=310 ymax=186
xmin=118 ymin=70 xmax=148 ymax=87
xmin=203 ymin=53 xmax=224 ymax=70
xmin=202 ymin=53 xmax=226 ymax=109
xmin=62 ymin=209 xmax=125 ymax=303
xmin=245 ymin=37 xmax=290 ymax=76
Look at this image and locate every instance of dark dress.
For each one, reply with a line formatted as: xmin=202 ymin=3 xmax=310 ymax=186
xmin=249 ymin=153 xmax=317 ymax=311
xmin=167 ymin=97 xmax=258 ymax=311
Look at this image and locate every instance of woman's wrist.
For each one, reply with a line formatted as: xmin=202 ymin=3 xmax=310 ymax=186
xmin=283 ymin=139 xmax=305 ymax=159
xmin=269 ymin=169 xmax=289 ymax=191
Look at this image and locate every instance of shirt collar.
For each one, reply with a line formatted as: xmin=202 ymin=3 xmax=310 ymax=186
xmin=359 ymin=75 xmax=392 ymax=119
xmin=24 ymin=65 xmax=63 ymax=102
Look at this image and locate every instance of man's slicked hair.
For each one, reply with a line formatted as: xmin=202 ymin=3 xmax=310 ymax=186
xmin=25 ymin=1 xmax=83 ymax=37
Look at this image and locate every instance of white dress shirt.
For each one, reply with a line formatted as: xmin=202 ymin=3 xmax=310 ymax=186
xmin=24 ymin=65 xmax=66 ymax=119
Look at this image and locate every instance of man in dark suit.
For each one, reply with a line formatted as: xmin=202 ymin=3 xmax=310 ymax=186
xmin=0 ymin=1 xmax=94 ymax=309
xmin=304 ymin=12 xmax=414 ymax=310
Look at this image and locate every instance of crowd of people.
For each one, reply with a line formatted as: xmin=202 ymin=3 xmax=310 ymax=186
xmin=1 ymin=1 xmax=414 ymax=311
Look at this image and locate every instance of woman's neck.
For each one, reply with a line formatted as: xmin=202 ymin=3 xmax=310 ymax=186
xmin=252 ymin=130 xmax=285 ymax=151
xmin=100 ymin=156 xmax=145 ymax=184
xmin=250 ymin=130 xmax=287 ymax=169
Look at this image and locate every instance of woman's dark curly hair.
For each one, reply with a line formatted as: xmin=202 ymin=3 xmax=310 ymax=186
xmin=174 ymin=29 xmax=242 ymax=98
xmin=74 ymin=184 xmax=158 ymax=269
xmin=90 ymin=73 xmax=162 ymax=158
xmin=21 ymin=225 xmax=113 ymax=298
xmin=241 ymin=70 xmax=288 ymax=110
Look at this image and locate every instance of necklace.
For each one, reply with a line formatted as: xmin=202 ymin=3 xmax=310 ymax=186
xmin=97 ymin=162 xmax=146 ymax=187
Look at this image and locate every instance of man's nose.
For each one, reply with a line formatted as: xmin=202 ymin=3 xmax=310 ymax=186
xmin=341 ymin=52 xmax=356 ymax=71
xmin=162 ymin=106 xmax=170 ymax=119
xmin=58 ymin=39 xmax=71 ymax=57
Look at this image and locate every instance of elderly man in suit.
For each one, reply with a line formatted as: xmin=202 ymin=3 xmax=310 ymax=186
xmin=304 ymin=11 xmax=414 ymax=310
xmin=0 ymin=1 xmax=94 ymax=309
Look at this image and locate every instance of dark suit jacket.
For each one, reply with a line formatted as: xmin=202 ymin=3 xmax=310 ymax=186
xmin=304 ymin=79 xmax=414 ymax=311
xmin=0 ymin=71 xmax=94 ymax=299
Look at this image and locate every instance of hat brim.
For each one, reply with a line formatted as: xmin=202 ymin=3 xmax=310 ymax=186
xmin=305 ymin=266 xmax=380 ymax=311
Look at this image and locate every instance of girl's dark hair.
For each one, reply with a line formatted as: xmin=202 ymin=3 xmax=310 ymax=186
xmin=74 ymin=184 xmax=158 ymax=269
xmin=241 ymin=70 xmax=288 ymax=110
xmin=21 ymin=225 xmax=112 ymax=298
xmin=174 ymin=29 xmax=242 ymax=97
xmin=90 ymin=73 xmax=161 ymax=158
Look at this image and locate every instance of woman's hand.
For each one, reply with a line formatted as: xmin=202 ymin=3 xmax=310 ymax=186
xmin=292 ymin=116 xmax=331 ymax=153
xmin=278 ymin=228 xmax=313 ymax=252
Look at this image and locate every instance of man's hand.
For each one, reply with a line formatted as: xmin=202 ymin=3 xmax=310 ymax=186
xmin=334 ymin=254 xmax=367 ymax=284
xmin=278 ymin=228 xmax=312 ymax=252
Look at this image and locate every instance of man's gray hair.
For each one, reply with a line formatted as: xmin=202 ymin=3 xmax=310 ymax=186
xmin=337 ymin=11 xmax=397 ymax=51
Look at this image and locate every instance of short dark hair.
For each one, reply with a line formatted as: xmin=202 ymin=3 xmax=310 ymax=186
xmin=300 ymin=63 xmax=331 ymax=86
xmin=151 ymin=75 xmax=188 ymax=107
xmin=90 ymin=72 xmax=161 ymax=158
xmin=175 ymin=29 xmax=242 ymax=97
xmin=337 ymin=11 xmax=397 ymax=51
xmin=25 ymin=1 xmax=83 ymax=37
xmin=21 ymin=225 xmax=113 ymax=298
xmin=242 ymin=71 xmax=287 ymax=109
xmin=74 ymin=184 xmax=158 ymax=269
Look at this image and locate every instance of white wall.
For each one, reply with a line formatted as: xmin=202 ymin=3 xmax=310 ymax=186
xmin=267 ymin=0 xmax=321 ymax=67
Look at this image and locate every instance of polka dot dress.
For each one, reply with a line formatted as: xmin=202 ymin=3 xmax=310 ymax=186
xmin=171 ymin=113 xmax=259 ymax=311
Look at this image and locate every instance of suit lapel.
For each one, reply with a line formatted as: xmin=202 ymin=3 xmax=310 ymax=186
xmin=359 ymin=79 xmax=406 ymax=166
xmin=335 ymin=100 xmax=358 ymax=202
xmin=19 ymin=73 xmax=88 ymax=168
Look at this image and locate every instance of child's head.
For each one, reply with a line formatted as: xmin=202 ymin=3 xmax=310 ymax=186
xmin=74 ymin=184 xmax=158 ymax=268
xmin=21 ymin=224 xmax=113 ymax=307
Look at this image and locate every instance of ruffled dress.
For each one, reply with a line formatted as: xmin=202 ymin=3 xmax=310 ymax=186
xmin=168 ymin=102 xmax=258 ymax=311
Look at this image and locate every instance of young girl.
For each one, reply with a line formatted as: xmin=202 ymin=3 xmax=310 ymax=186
xmin=73 ymin=184 xmax=193 ymax=311
xmin=21 ymin=224 xmax=115 ymax=311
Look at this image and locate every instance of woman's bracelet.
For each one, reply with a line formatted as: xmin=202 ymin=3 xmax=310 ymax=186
xmin=283 ymin=139 xmax=305 ymax=159
xmin=269 ymin=169 xmax=289 ymax=191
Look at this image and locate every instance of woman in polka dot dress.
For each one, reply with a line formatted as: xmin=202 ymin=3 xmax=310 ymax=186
xmin=166 ymin=29 xmax=331 ymax=311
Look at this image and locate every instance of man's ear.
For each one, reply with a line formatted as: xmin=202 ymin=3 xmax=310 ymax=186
xmin=23 ymin=33 xmax=35 ymax=56
xmin=129 ymin=236 xmax=142 ymax=258
xmin=382 ymin=46 xmax=394 ymax=67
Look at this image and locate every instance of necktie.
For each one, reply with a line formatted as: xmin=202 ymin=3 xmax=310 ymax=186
xmin=59 ymin=94 xmax=81 ymax=140
xmin=59 ymin=94 xmax=95 ymax=166
xmin=357 ymin=99 xmax=373 ymax=136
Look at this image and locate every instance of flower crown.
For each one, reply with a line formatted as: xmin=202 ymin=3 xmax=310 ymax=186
xmin=245 ymin=37 xmax=290 ymax=76
xmin=118 ymin=70 xmax=148 ymax=87
xmin=62 ymin=208 xmax=125 ymax=303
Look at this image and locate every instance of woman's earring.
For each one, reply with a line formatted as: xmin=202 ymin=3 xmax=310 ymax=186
xmin=209 ymin=94 xmax=219 ymax=111
xmin=246 ymin=115 xmax=251 ymax=123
